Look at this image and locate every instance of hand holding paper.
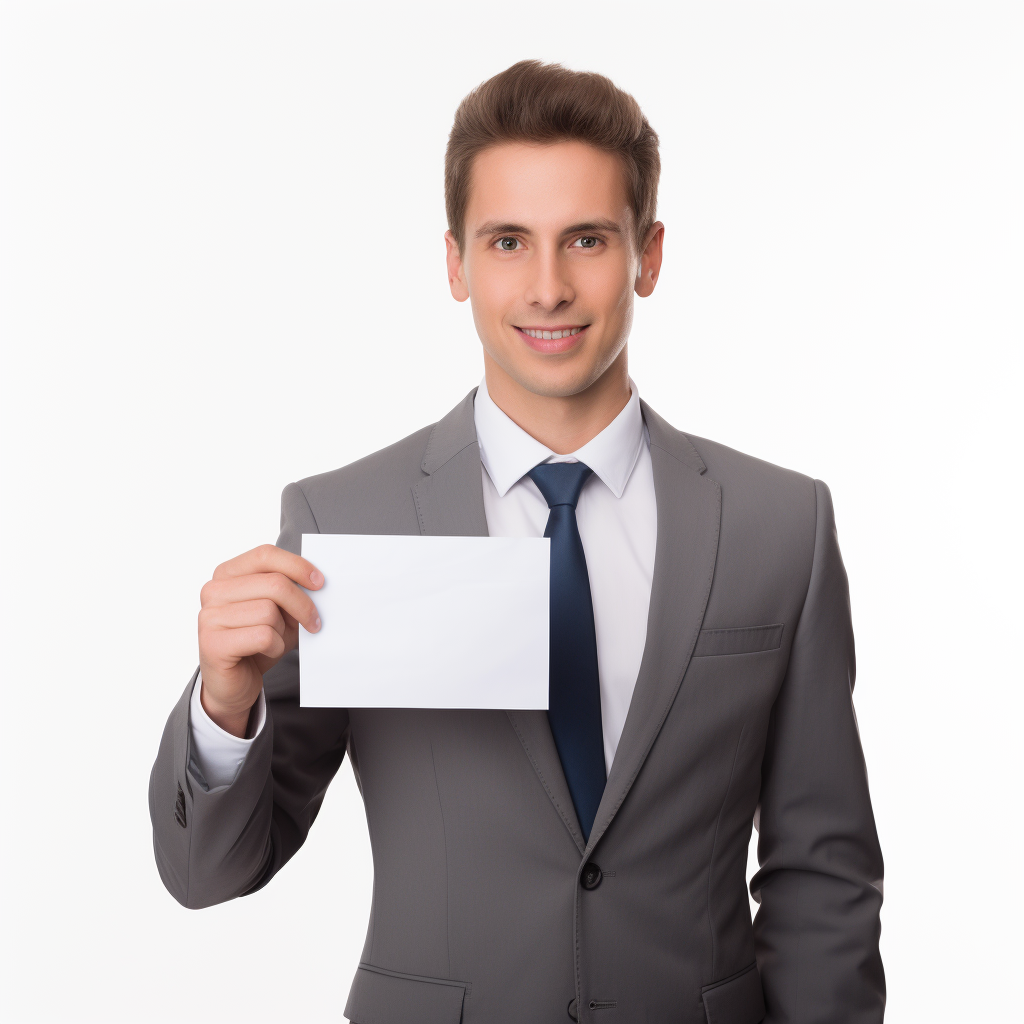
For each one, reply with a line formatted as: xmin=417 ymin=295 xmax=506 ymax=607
xmin=197 ymin=543 xmax=325 ymax=736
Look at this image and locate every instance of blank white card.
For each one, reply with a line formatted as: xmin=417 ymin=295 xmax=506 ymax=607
xmin=299 ymin=534 xmax=550 ymax=709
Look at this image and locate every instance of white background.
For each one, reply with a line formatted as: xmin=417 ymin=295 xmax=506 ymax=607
xmin=1 ymin=2 xmax=1020 ymax=1021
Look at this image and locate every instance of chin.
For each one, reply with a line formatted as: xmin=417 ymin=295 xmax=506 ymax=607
xmin=512 ymin=361 xmax=609 ymax=399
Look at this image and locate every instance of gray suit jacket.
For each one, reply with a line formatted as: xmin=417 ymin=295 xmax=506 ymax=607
xmin=150 ymin=391 xmax=884 ymax=1024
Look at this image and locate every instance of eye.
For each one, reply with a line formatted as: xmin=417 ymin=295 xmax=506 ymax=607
xmin=574 ymin=236 xmax=599 ymax=249
xmin=497 ymin=237 xmax=520 ymax=251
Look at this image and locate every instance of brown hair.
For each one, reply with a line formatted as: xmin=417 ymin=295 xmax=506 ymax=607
xmin=445 ymin=60 xmax=660 ymax=252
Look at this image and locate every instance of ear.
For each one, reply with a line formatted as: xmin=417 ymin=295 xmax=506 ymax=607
xmin=634 ymin=221 xmax=665 ymax=298
xmin=445 ymin=230 xmax=470 ymax=302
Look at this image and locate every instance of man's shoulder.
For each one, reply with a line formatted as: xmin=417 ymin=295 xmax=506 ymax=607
xmin=680 ymin=430 xmax=822 ymax=563
xmin=654 ymin=423 xmax=827 ymax=603
xmin=643 ymin=400 xmax=821 ymax=562
xmin=299 ymin=421 xmax=434 ymax=495
xmin=286 ymin=390 xmax=479 ymax=534
xmin=643 ymin=401 xmax=817 ymax=504
xmin=684 ymin=431 xmax=815 ymax=497
xmin=288 ymin=421 xmax=436 ymax=534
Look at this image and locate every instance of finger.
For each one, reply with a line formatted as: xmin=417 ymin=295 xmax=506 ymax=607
xmin=199 ymin=599 xmax=287 ymax=638
xmin=200 ymin=572 xmax=321 ymax=632
xmin=212 ymin=544 xmax=324 ymax=590
xmin=204 ymin=624 xmax=288 ymax=667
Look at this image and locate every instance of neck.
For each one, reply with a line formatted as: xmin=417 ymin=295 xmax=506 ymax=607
xmin=483 ymin=348 xmax=631 ymax=454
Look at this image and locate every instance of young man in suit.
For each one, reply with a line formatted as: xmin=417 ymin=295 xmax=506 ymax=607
xmin=151 ymin=61 xmax=884 ymax=1024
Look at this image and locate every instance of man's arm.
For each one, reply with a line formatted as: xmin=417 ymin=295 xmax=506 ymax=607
xmin=751 ymin=479 xmax=885 ymax=1022
xmin=149 ymin=483 xmax=350 ymax=909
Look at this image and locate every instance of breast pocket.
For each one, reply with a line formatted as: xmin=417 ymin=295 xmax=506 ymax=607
xmin=693 ymin=624 xmax=783 ymax=658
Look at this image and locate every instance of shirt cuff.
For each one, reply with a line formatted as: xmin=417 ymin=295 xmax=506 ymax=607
xmin=189 ymin=673 xmax=266 ymax=790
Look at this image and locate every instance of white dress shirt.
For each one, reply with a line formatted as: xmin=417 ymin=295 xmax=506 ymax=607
xmin=190 ymin=379 xmax=657 ymax=787
xmin=189 ymin=678 xmax=266 ymax=789
xmin=474 ymin=378 xmax=657 ymax=771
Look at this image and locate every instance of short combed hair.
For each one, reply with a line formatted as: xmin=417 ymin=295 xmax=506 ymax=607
xmin=445 ymin=60 xmax=660 ymax=252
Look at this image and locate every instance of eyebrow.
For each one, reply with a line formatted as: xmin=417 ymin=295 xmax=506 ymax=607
xmin=562 ymin=220 xmax=622 ymax=236
xmin=475 ymin=222 xmax=529 ymax=239
xmin=474 ymin=219 xmax=623 ymax=240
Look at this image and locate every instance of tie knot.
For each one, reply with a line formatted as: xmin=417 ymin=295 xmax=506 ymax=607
xmin=528 ymin=461 xmax=593 ymax=510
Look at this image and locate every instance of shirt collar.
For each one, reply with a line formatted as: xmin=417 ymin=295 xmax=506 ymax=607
xmin=473 ymin=376 xmax=646 ymax=499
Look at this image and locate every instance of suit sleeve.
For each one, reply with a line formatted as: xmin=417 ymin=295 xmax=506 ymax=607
xmin=149 ymin=482 xmax=351 ymax=909
xmin=751 ymin=479 xmax=885 ymax=1022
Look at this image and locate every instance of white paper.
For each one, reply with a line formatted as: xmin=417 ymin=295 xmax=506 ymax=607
xmin=299 ymin=534 xmax=549 ymax=709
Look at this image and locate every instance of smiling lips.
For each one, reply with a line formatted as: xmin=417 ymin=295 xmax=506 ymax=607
xmin=519 ymin=326 xmax=584 ymax=340
xmin=515 ymin=324 xmax=588 ymax=353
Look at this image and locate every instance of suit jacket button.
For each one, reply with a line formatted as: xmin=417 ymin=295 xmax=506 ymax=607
xmin=567 ymin=997 xmax=578 ymax=1021
xmin=581 ymin=862 xmax=602 ymax=890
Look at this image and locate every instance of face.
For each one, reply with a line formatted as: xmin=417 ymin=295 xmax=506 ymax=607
xmin=446 ymin=141 xmax=664 ymax=399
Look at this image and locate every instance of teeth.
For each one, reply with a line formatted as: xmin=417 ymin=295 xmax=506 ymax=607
xmin=522 ymin=327 xmax=583 ymax=340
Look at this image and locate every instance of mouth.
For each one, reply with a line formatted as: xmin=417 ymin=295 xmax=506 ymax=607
xmin=514 ymin=324 xmax=589 ymax=353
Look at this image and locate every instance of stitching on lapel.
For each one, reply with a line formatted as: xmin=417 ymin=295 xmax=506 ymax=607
xmin=506 ymin=713 xmax=586 ymax=855
xmin=422 ymin=438 xmax=480 ymax=476
xmin=413 ymin=483 xmax=427 ymax=535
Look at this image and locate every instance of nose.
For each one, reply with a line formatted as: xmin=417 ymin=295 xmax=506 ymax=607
xmin=523 ymin=246 xmax=575 ymax=311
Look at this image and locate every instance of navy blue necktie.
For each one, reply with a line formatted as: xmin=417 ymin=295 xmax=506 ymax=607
xmin=529 ymin=461 xmax=606 ymax=840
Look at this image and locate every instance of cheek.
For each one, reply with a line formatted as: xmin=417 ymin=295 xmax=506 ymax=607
xmin=468 ymin=265 xmax=520 ymax=331
xmin=580 ymin=260 xmax=635 ymax=319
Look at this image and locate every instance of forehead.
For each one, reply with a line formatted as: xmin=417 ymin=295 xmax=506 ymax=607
xmin=466 ymin=141 xmax=631 ymax=230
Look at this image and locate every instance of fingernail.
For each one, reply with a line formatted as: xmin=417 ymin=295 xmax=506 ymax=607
xmin=310 ymin=570 xmax=324 ymax=588
xmin=312 ymin=617 xmax=321 ymax=632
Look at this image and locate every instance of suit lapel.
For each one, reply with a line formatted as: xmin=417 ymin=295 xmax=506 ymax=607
xmin=505 ymin=710 xmax=587 ymax=854
xmin=585 ymin=401 xmax=722 ymax=854
xmin=412 ymin=391 xmax=489 ymax=538
xmin=413 ymin=389 xmax=586 ymax=853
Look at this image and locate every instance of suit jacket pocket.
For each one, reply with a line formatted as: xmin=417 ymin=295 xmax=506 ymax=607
xmin=701 ymin=962 xmax=766 ymax=1024
xmin=693 ymin=624 xmax=783 ymax=658
xmin=344 ymin=963 xmax=467 ymax=1024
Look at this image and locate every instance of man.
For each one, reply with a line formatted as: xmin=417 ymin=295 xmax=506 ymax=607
xmin=151 ymin=61 xmax=884 ymax=1024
